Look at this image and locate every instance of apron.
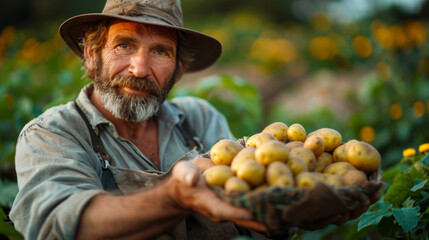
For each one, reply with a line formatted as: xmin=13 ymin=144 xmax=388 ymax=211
xmin=74 ymin=101 xmax=247 ymax=239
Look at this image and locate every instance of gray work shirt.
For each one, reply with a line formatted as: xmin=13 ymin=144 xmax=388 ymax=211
xmin=10 ymin=83 xmax=234 ymax=239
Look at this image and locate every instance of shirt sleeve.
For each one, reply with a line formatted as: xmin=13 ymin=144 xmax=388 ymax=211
xmin=9 ymin=120 xmax=106 ymax=240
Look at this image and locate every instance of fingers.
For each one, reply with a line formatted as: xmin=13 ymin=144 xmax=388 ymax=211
xmin=233 ymin=219 xmax=268 ymax=232
xmin=172 ymin=161 xmax=201 ymax=187
xmin=170 ymin=161 xmax=253 ymax=222
xmin=193 ymin=190 xmax=252 ymax=221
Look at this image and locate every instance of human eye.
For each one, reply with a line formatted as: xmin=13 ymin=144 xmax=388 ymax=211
xmin=118 ymin=43 xmax=130 ymax=49
xmin=151 ymin=46 xmax=174 ymax=61
xmin=113 ymin=41 xmax=135 ymax=55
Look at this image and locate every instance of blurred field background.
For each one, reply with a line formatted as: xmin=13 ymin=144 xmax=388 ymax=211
xmin=1 ymin=0 xmax=429 ymax=239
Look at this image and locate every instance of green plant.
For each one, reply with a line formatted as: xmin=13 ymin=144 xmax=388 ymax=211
xmin=170 ymin=74 xmax=263 ymax=138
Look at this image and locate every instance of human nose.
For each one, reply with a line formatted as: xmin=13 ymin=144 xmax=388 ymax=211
xmin=128 ymin=49 xmax=151 ymax=78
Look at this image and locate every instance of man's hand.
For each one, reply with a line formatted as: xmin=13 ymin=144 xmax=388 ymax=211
xmin=167 ymin=160 xmax=268 ymax=231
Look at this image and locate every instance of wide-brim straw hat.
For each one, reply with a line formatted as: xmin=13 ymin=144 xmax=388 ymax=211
xmin=59 ymin=0 xmax=222 ymax=72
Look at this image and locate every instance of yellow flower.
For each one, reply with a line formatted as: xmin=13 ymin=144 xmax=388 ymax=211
xmin=419 ymin=143 xmax=429 ymax=153
xmin=389 ymin=104 xmax=403 ymax=120
xmin=359 ymin=126 xmax=375 ymax=143
xmin=413 ymin=101 xmax=426 ymax=117
xmin=403 ymin=148 xmax=416 ymax=157
xmin=353 ymin=35 xmax=372 ymax=58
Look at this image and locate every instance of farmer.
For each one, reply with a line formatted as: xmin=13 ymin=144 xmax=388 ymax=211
xmin=10 ymin=0 xmax=378 ymax=239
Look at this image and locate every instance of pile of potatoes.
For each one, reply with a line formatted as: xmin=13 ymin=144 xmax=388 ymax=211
xmin=193 ymin=122 xmax=382 ymax=194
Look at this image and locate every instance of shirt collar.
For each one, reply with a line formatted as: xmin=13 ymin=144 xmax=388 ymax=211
xmin=76 ymin=83 xmax=185 ymax=136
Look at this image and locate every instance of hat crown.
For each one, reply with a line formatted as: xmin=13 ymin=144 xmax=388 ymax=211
xmin=102 ymin=0 xmax=183 ymax=27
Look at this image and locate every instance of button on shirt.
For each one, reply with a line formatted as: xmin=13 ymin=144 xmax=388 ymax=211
xmin=10 ymin=83 xmax=234 ymax=239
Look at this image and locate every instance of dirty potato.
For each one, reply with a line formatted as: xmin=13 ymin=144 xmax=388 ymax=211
xmin=285 ymin=141 xmax=304 ymax=151
xmin=287 ymin=123 xmax=307 ymax=142
xmin=204 ymin=165 xmax=234 ymax=187
xmin=343 ymin=169 xmax=368 ymax=186
xmin=262 ymin=122 xmax=289 ymax=142
xmin=230 ymin=147 xmax=256 ymax=174
xmin=225 ymin=176 xmax=251 ymax=194
xmin=322 ymin=173 xmax=345 ymax=187
xmin=255 ymin=140 xmax=289 ymax=166
xmin=246 ymin=132 xmax=277 ymax=149
xmin=191 ymin=157 xmax=215 ymax=172
xmin=304 ymin=135 xmax=324 ymax=157
xmin=323 ymin=162 xmax=356 ymax=176
xmin=314 ymin=152 xmax=334 ymax=173
xmin=237 ymin=160 xmax=266 ymax=187
xmin=296 ymin=172 xmax=324 ymax=188
xmin=332 ymin=140 xmax=358 ymax=162
xmin=309 ymin=128 xmax=342 ymax=152
xmin=266 ymin=161 xmax=294 ymax=187
xmin=347 ymin=141 xmax=381 ymax=172
xmin=287 ymin=156 xmax=308 ymax=176
xmin=289 ymin=147 xmax=317 ymax=171
xmin=210 ymin=139 xmax=244 ymax=166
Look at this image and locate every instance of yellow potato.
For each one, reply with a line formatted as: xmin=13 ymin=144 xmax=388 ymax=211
xmin=322 ymin=173 xmax=345 ymax=187
xmin=309 ymin=128 xmax=342 ymax=152
xmin=210 ymin=139 xmax=244 ymax=166
xmin=266 ymin=161 xmax=294 ymax=187
xmin=347 ymin=141 xmax=381 ymax=172
xmin=285 ymin=141 xmax=304 ymax=151
xmin=224 ymin=176 xmax=251 ymax=194
xmin=332 ymin=140 xmax=358 ymax=162
xmin=253 ymin=184 xmax=270 ymax=192
xmin=323 ymin=162 xmax=356 ymax=176
xmin=314 ymin=152 xmax=333 ymax=173
xmin=230 ymin=147 xmax=256 ymax=174
xmin=304 ymin=135 xmax=324 ymax=157
xmin=287 ymin=156 xmax=308 ymax=176
xmin=237 ymin=160 xmax=266 ymax=187
xmin=289 ymin=147 xmax=317 ymax=171
xmin=246 ymin=132 xmax=276 ymax=148
xmin=204 ymin=165 xmax=233 ymax=187
xmin=262 ymin=122 xmax=289 ymax=142
xmin=287 ymin=123 xmax=307 ymax=142
xmin=191 ymin=157 xmax=215 ymax=172
xmin=255 ymin=140 xmax=289 ymax=166
xmin=296 ymin=172 xmax=323 ymax=188
xmin=343 ymin=169 xmax=368 ymax=186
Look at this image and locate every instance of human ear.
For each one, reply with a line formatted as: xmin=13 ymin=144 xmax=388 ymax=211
xmin=84 ymin=45 xmax=95 ymax=71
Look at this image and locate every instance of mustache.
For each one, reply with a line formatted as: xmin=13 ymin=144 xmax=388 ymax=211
xmin=107 ymin=75 xmax=163 ymax=96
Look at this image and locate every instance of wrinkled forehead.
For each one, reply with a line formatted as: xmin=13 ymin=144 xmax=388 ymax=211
xmin=107 ymin=19 xmax=178 ymax=43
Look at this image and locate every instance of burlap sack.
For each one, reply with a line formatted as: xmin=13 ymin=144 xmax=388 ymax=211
xmin=212 ymin=169 xmax=384 ymax=234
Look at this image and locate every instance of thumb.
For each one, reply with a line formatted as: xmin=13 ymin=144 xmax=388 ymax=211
xmin=172 ymin=161 xmax=201 ymax=187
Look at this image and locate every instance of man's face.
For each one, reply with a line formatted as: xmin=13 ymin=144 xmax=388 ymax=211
xmin=92 ymin=20 xmax=178 ymax=122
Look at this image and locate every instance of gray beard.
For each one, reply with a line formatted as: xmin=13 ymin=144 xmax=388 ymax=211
xmin=95 ymin=86 xmax=161 ymax=122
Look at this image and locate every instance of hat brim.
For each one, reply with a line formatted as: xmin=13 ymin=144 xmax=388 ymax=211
xmin=59 ymin=13 xmax=222 ymax=72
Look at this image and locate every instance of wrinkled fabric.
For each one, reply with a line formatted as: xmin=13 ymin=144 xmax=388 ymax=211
xmin=10 ymin=83 xmax=234 ymax=240
xmin=213 ymin=169 xmax=384 ymax=235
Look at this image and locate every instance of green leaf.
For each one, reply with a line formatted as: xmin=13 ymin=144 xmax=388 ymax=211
xmin=411 ymin=179 xmax=428 ymax=192
xmin=0 ymin=208 xmax=23 ymax=240
xmin=402 ymin=197 xmax=415 ymax=208
xmin=358 ymin=202 xmax=393 ymax=231
xmin=392 ymin=207 xmax=420 ymax=233
xmin=384 ymin=173 xmax=414 ymax=207
xmin=421 ymin=153 xmax=429 ymax=166
xmin=0 ymin=208 xmax=6 ymax=221
xmin=0 ymin=180 xmax=19 ymax=208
